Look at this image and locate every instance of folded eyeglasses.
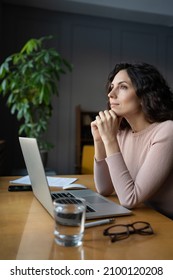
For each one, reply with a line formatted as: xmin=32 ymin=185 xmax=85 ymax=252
xmin=103 ymin=221 xmax=154 ymax=242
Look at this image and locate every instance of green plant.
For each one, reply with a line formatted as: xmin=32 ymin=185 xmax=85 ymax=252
xmin=0 ymin=35 xmax=72 ymax=151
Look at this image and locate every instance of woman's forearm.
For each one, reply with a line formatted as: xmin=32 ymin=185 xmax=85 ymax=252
xmin=94 ymin=140 xmax=106 ymax=161
xmin=103 ymin=138 xmax=120 ymax=157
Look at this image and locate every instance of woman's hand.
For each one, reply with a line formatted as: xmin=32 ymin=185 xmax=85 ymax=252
xmin=91 ymin=118 xmax=106 ymax=161
xmin=95 ymin=110 xmax=120 ymax=145
xmin=91 ymin=120 xmax=102 ymax=142
xmin=91 ymin=110 xmax=121 ymax=159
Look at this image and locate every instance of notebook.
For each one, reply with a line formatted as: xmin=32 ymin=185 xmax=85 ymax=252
xmin=19 ymin=137 xmax=132 ymax=219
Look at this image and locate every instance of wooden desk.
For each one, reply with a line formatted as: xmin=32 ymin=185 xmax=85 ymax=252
xmin=0 ymin=175 xmax=173 ymax=260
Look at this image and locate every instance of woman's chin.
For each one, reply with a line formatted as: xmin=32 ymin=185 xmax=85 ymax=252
xmin=111 ymin=108 xmax=121 ymax=116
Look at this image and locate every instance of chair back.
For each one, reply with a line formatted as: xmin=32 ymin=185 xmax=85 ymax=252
xmin=81 ymin=145 xmax=94 ymax=174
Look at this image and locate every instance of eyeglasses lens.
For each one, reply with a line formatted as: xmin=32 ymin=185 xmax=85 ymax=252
xmin=107 ymin=225 xmax=129 ymax=242
xmin=132 ymin=222 xmax=153 ymax=235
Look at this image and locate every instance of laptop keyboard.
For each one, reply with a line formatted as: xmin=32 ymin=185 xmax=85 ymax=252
xmin=51 ymin=192 xmax=95 ymax=213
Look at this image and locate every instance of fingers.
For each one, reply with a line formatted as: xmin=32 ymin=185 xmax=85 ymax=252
xmin=109 ymin=110 xmax=117 ymax=118
xmin=96 ymin=110 xmax=117 ymax=122
xmin=93 ymin=110 xmax=119 ymax=142
xmin=91 ymin=120 xmax=97 ymax=126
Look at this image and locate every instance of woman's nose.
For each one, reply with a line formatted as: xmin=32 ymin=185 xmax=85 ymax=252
xmin=108 ymin=89 xmax=117 ymax=98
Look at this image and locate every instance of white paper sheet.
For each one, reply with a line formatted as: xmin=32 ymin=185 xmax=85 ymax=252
xmin=9 ymin=175 xmax=77 ymax=187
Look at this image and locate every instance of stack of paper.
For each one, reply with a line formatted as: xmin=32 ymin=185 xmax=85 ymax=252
xmin=9 ymin=175 xmax=77 ymax=188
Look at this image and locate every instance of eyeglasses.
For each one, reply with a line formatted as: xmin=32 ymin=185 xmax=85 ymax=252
xmin=103 ymin=221 xmax=154 ymax=242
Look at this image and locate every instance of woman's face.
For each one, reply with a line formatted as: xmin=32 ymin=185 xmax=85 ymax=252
xmin=108 ymin=70 xmax=142 ymax=118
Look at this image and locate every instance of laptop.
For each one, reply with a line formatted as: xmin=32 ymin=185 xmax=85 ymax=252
xmin=19 ymin=137 xmax=132 ymax=219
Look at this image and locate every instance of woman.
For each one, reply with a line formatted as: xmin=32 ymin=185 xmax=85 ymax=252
xmin=91 ymin=62 xmax=173 ymax=219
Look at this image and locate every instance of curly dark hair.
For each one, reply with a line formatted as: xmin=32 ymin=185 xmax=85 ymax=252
xmin=107 ymin=62 xmax=173 ymax=129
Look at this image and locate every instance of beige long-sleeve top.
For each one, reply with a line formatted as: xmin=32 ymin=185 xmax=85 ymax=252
xmin=94 ymin=120 xmax=173 ymax=218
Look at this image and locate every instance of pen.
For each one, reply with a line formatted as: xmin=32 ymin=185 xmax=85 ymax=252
xmin=85 ymin=218 xmax=115 ymax=228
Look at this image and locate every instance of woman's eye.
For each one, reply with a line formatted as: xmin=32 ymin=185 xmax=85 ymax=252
xmin=120 ymin=84 xmax=128 ymax=90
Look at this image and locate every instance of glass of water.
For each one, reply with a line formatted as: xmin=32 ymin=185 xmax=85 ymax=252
xmin=53 ymin=197 xmax=86 ymax=247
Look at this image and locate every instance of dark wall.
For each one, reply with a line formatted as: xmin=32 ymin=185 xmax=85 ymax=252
xmin=1 ymin=3 xmax=173 ymax=175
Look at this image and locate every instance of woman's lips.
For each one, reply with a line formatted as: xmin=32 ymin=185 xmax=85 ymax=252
xmin=110 ymin=103 xmax=119 ymax=106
